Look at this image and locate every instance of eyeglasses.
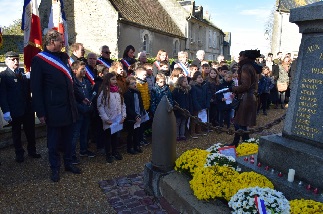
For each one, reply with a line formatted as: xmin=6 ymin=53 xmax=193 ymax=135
xmin=8 ymin=58 xmax=19 ymax=61
xmin=104 ymin=51 xmax=111 ymax=54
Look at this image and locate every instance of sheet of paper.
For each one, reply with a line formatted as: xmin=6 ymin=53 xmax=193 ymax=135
xmin=134 ymin=121 xmax=141 ymax=129
xmin=110 ymin=114 xmax=123 ymax=134
xmin=141 ymin=112 xmax=149 ymax=123
xmin=223 ymin=92 xmax=233 ymax=104
xmin=198 ymin=109 xmax=207 ymax=123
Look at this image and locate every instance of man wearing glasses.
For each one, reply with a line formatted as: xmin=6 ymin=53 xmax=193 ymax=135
xmin=0 ymin=51 xmax=41 ymax=163
xmin=97 ymin=45 xmax=114 ymax=68
xmin=31 ymin=30 xmax=81 ymax=182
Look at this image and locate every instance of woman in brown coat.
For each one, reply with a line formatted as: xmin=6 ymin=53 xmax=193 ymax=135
xmin=229 ymin=50 xmax=261 ymax=147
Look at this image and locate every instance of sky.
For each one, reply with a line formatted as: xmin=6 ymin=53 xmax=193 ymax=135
xmin=0 ymin=0 xmax=276 ymax=57
xmin=197 ymin=0 xmax=277 ymax=56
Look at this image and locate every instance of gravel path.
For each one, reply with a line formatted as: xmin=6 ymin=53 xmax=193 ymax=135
xmin=0 ymin=108 xmax=286 ymax=213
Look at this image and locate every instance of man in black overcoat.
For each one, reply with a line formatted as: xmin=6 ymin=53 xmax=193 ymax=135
xmin=31 ymin=30 xmax=81 ymax=182
xmin=0 ymin=51 xmax=41 ymax=163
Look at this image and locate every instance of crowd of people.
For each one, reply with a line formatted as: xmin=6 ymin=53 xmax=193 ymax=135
xmin=0 ymin=29 xmax=294 ymax=182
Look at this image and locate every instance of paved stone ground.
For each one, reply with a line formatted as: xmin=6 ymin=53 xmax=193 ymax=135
xmin=99 ymin=173 xmax=180 ymax=214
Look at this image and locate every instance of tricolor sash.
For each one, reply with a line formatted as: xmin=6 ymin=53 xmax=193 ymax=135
xmin=85 ymin=65 xmax=95 ymax=85
xmin=97 ymin=57 xmax=111 ymax=68
xmin=120 ymin=58 xmax=131 ymax=68
xmin=37 ymin=52 xmax=73 ymax=83
xmin=177 ymin=62 xmax=189 ymax=76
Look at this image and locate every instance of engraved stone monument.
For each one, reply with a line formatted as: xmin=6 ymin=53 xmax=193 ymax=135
xmin=258 ymin=2 xmax=323 ymax=193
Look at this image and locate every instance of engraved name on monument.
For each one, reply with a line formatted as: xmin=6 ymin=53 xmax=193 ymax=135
xmin=291 ymin=37 xmax=323 ymax=143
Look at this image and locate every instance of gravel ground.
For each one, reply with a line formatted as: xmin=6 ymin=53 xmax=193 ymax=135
xmin=0 ymin=107 xmax=286 ymax=213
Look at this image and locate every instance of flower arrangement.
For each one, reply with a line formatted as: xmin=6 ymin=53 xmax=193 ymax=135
xmin=174 ymin=148 xmax=209 ymax=176
xmin=205 ymin=152 xmax=237 ymax=170
xmin=228 ymin=186 xmax=290 ymax=214
xmin=189 ymin=165 xmax=238 ymax=200
xmin=206 ymin=143 xmax=224 ymax=153
xmin=228 ymin=171 xmax=275 ymax=200
xmin=290 ymin=199 xmax=323 ymax=214
xmin=236 ymin=143 xmax=259 ymax=156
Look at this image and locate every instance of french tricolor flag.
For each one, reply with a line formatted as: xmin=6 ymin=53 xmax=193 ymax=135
xmin=21 ymin=0 xmax=42 ymax=72
xmin=48 ymin=0 xmax=68 ymax=51
xmin=255 ymin=195 xmax=267 ymax=214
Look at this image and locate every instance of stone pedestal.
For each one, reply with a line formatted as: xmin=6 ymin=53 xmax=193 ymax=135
xmin=258 ymin=134 xmax=323 ymax=191
xmin=258 ymin=2 xmax=323 ymax=197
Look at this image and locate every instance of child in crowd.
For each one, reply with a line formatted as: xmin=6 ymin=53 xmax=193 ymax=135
xmin=153 ymin=49 xmax=169 ymax=76
xmin=71 ymin=61 xmax=95 ymax=164
xmin=211 ymin=61 xmax=219 ymax=69
xmin=201 ymin=63 xmax=210 ymax=80
xmin=232 ymin=70 xmax=239 ymax=86
xmin=188 ymin=64 xmax=198 ymax=82
xmin=190 ymin=71 xmax=210 ymax=138
xmin=158 ymin=60 xmax=170 ymax=76
xmin=135 ymin=67 xmax=150 ymax=113
xmin=143 ymin=63 xmax=155 ymax=93
xmin=206 ymin=68 xmax=220 ymax=126
xmin=258 ymin=66 xmax=274 ymax=115
xmin=135 ymin=67 xmax=151 ymax=145
xmin=123 ymin=76 xmax=146 ymax=154
xmin=167 ymin=67 xmax=184 ymax=91
xmin=97 ymin=72 xmax=126 ymax=163
xmin=150 ymin=73 xmax=173 ymax=115
xmin=92 ymin=64 xmax=109 ymax=153
xmin=109 ymin=61 xmax=127 ymax=94
xmin=172 ymin=76 xmax=192 ymax=141
xmin=216 ymin=71 xmax=235 ymax=129
xmin=218 ymin=65 xmax=229 ymax=80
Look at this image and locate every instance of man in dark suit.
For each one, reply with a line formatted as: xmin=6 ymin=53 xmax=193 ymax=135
xmin=0 ymin=51 xmax=41 ymax=163
xmin=31 ymin=30 xmax=81 ymax=182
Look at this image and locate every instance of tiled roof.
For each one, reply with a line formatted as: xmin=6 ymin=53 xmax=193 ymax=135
xmin=277 ymin=0 xmax=320 ymax=12
xmin=109 ymin=0 xmax=184 ymax=38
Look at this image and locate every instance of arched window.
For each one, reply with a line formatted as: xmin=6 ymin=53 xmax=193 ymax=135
xmin=143 ymin=34 xmax=149 ymax=52
xmin=173 ymin=39 xmax=180 ymax=57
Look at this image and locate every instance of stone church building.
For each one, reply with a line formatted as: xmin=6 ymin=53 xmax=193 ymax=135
xmin=39 ymin=0 xmax=227 ymax=60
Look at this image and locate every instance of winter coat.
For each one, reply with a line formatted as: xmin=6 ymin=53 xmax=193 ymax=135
xmin=258 ymin=74 xmax=273 ymax=94
xmin=277 ymin=64 xmax=290 ymax=84
xmin=190 ymin=81 xmax=210 ymax=112
xmin=73 ymin=77 xmax=93 ymax=116
xmin=0 ymin=67 xmax=33 ymax=118
xmin=31 ymin=50 xmax=78 ymax=127
xmin=150 ymin=84 xmax=173 ymax=114
xmin=123 ymin=88 xmax=146 ymax=129
xmin=97 ymin=90 xmax=126 ymax=130
xmin=136 ymin=79 xmax=150 ymax=111
xmin=171 ymin=85 xmax=192 ymax=118
xmin=231 ymin=59 xmax=258 ymax=127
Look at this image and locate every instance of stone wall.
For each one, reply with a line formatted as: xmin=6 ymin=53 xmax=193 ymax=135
xmin=39 ymin=0 xmax=119 ymax=57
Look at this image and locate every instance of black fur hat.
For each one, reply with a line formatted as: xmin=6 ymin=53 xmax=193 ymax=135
xmin=243 ymin=50 xmax=261 ymax=60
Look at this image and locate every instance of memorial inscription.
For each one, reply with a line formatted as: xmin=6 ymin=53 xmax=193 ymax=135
xmin=291 ymin=37 xmax=323 ymax=143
